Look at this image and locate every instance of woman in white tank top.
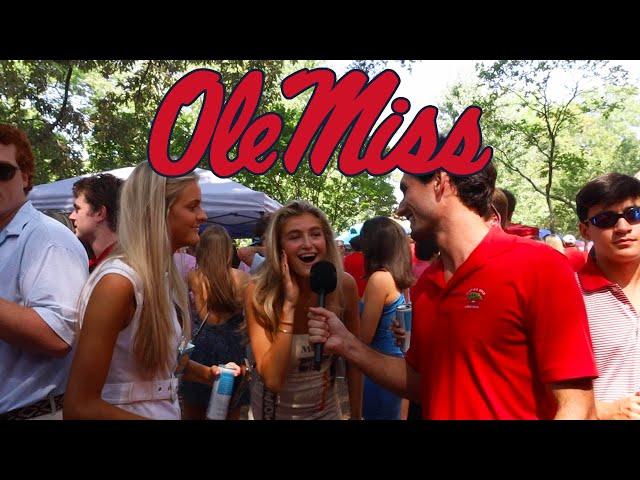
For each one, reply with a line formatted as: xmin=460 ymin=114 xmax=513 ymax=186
xmin=64 ymin=162 xmax=240 ymax=420
xmin=246 ymin=201 xmax=362 ymax=420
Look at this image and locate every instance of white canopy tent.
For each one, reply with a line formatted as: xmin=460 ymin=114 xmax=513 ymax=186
xmin=27 ymin=166 xmax=282 ymax=238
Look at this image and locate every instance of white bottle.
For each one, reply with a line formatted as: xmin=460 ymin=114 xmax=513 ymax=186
xmin=206 ymin=366 xmax=235 ymax=420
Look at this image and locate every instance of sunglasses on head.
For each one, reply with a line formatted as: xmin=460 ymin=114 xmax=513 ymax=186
xmin=585 ymin=206 xmax=640 ymax=229
xmin=0 ymin=163 xmax=19 ymax=181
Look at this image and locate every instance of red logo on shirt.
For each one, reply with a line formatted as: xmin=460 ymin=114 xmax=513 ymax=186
xmin=465 ymin=288 xmax=486 ymax=309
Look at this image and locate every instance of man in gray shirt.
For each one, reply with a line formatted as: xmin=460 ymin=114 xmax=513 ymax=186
xmin=0 ymin=124 xmax=88 ymax=419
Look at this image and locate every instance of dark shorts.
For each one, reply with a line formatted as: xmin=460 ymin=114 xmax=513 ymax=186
xmin=179 ymin=315 xmax=250 ymax=408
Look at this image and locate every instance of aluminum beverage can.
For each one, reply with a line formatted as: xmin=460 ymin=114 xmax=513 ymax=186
xmin=206 ymin=366 xmax=235 ymax=420
xmin=395 ymin=303 xmax=412 ymax=353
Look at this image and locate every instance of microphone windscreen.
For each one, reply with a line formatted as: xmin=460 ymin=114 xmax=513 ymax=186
xmin=310 ymin=261 xmax=337 ymax=294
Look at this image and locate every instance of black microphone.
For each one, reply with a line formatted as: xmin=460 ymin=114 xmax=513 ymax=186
xmin=310 ymin=260 xmax=338 ymax=371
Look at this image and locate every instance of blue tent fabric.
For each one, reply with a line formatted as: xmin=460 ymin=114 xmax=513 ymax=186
xmin=538 ymin=228 xmax=552 ymax=239
xmin=28 ymin=167 xmax=281 ymax=239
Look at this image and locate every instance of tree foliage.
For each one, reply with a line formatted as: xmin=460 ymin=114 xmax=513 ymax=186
xmin=442 ymin=60 xmax=640 ymax=234
xmin=0 ymin=60 xmax=396 ymax=235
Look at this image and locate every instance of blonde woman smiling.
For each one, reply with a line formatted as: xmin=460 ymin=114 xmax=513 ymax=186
xmin=64 ymin=162 xmax=239 ymax=420
xmin=246 ymin=201 xmax=362 ymax=420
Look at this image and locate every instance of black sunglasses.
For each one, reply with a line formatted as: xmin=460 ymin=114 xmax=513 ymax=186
xmin=585 ymin=206 xmax=640 ymax=229
xmin=0 ymin=163 xmax=19 ymax=181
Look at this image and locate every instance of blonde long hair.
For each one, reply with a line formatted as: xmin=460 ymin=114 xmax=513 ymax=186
xmin=193 ymin=225 xmax=243 ymax=316
xmin=251 ymin=200 xmax=344 ymax=338
xmin=79 ymin=161 xmax=197 ymax=377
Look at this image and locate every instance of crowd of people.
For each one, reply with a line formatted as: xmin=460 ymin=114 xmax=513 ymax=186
xmin=2 ymin=122 xmax=640 ymax=420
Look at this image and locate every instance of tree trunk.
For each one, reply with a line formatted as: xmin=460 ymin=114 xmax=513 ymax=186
xmin=546 ymin=139 xmax=556 ymax=232
xmin=546 ymin=193 xmax=555 ymax=232
xmin=50 ymin=64 xmax=73 ymax=132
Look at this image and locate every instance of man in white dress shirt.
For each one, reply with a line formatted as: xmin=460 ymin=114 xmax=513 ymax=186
xmin=0 ymin=124 xmax=88 ymax=419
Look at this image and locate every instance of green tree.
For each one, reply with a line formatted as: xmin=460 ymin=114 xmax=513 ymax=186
xmin=1 ymin=59 xmax=397 ymax=234
xmin=85 ymin=60 xmax=296 ymax=172
xmin=0 ymin=60 xmax=109 ymax=184
xmin=442 ymin=60 xmax=640 ymax=233
xmin=0 ymin=60 xmax=302 ymax=180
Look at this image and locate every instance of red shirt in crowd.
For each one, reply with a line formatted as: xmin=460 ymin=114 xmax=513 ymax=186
xmin=410 ymin=266 xmax=431 ymax=305
xmin=405 ymin=227 xmax=597 ymax=419
xmin=344 ymin=251 xmax=366 ymax=298
xmin=409 ymin=242 xmax=431 ymax=281
xmin=565 ymin=246 xmax=587 ymax=272
xmin=88 ymin=242 xmax=117 ymax=273
xmin=504 ymin=223 xmax=539 ymax=240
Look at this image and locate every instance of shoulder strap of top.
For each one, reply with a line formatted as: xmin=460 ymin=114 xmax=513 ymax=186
xmin=79 ymin=257 xmax=144 ymax=324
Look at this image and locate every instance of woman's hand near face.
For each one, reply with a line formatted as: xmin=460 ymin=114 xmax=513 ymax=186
xmin=282 ymin=250 xmax=299 ymax=308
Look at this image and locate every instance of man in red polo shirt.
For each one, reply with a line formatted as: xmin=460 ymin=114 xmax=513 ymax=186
xmin=69 ymin=174 xmax=122 ymax=272
xmin=575 ymin=173 xmax=640 ymax=419
xmin=308 ymin=161 xmax=597 ymax=419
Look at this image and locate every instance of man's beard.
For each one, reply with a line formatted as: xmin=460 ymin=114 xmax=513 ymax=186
xmin=414 ymin=231 xmax=439 ymax=261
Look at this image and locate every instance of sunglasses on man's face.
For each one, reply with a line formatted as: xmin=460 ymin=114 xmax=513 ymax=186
xmin=0 ymin=163 xmax=19 ymax=181
xmin=585 ymin=206 xmax=640 ymax=229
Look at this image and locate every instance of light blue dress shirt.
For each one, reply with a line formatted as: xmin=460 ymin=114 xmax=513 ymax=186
xmin=249 ymin=253 xmax=266 ymax=274
xmin=0 ymin=201 xmax=88 ymax=413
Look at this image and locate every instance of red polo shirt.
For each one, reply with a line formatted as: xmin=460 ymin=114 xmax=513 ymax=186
xmin=88 ymin=242 xmax=117 ymax=273
xmin=406 ymin=228 xmax=597 ymax=419
xmin=344 ymin=251 xmax=366 ymax=298
xmin=565 ymin=246 xmax=587 ymax=272
xmin=505 ymin=223 xmax=539 ymax=240
xmin=577 ymin=257 xmax=640 ymax=402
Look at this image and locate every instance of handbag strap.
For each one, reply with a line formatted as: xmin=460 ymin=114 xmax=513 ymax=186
xmin=192 ymin=311 xmax=210 ymax=341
